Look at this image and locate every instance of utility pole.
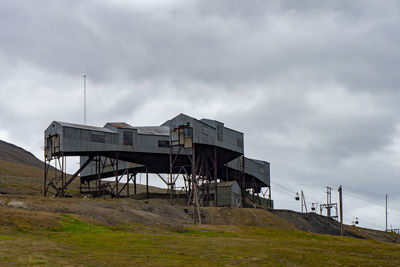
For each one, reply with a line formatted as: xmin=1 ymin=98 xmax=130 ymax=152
xmin=386 ymin=194 xmax=388 ymax=231
xmin=300 ymin=192 xmax=303 ymax=213
xmin=320 ymin=186 xmax=338 ymax=219
xmin=83 ymin=74 xmax=87 ymax=125
xmin=338 ymin=185 xmax=343 ymax=236
xmin=327 ymin=187 xmax=332 ymax=217
xmin=301 ymin=191 xmax=307 ymax=213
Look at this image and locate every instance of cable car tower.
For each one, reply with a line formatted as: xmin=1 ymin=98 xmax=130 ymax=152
xmin=295 ymin=190 xmax=308 ymax=213
xmin=320 ymin=187 xmax=338 ymax=219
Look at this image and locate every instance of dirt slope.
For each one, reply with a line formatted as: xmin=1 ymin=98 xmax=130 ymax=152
xmin=272 ymin=209 xmax=400 ymax=243
xmin=1 ymin=139 xmax=399 ymax=245
xmin=0 ymin=140 xmax=43 ymax=169
xmin=272 ymin=209 xmax=360 ymax=237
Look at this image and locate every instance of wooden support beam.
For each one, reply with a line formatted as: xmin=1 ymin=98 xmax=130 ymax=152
xmin=214 ymin=147 xmax=218 ymax=207
xmin=134 ymin=174 xmax=136 ymax=195
xmin=146 ymin=167 xmax=149 ymax=199
xmin=55 ymin=155 xmax=94 ymax=197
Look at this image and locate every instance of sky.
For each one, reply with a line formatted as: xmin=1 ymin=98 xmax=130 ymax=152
xmin=1 ymin=0 xmax=400 ymax=230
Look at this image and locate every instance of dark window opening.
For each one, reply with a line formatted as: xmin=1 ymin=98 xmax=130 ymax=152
xmin=91 ymin=134 xmax=105 ymax=143
xmin=184 ymin=127 xmax=193 ymax=138
xmin=123 ymin=131 xmax=133 ymax=145
xmin=209 ymin=193 xmax=215 ymax=201
xmin=46 ymin=137 xmax=52 ymax=148
xmin=217 ymin=125 xmax=223 ymax=141
xmin=237 ymin=138 xmax=243 ymax=147
xmin=158 ymin=140 xmax=170 ymax=147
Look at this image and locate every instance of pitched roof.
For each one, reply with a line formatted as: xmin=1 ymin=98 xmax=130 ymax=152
xmin=54 ymin=121 xmax=116 ymax=133
xmin=106 ymin=122 xmax=135 ymax=129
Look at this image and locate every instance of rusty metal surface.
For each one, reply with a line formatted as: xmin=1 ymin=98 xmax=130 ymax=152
xmin=54 ymin=121 xmax=116 ymax=133
xmin=162 ymin=113 xmax=244 ymax=154
xmin=134 ymin=126 xmax=170 ymax=136
xmin=106 ymin=122 xmax=135 ymax=129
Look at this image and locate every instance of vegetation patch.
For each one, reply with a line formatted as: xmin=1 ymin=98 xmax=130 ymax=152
xmin=0 ymin=209 xmax=400 ymax=266
xmin=180 ymin=228 xmax=237 ymax=237
xmin=0 ymin=234 xmax=13 ymax=240
xmin=54 ymin=214 xmax=110 ymax=233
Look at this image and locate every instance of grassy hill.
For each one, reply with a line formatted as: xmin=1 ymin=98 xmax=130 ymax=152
xmin=1 ymin=139 xmax=400 ymax=265
xmin=0 ymin=140 xmax=43 ymax=169
xmin=0 ymin=160 xmax=46 ymax=195
xmin=0 ymin=139 xmax=46 ymax=195
xmin=0 ymin=207 xmax=399 ymax=266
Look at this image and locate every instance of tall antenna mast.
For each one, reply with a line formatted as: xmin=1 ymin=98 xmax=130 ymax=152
xmin=386 ymin=194 xmax=388 ymax=231
xmin=83 ymin=75 xmax=87 ymax=125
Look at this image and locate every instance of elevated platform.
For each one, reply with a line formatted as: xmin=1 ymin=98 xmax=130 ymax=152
xmin=43 ymin=114 xmax=272 ymax=212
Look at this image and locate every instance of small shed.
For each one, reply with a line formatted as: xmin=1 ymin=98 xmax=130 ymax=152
xmin=199 ymin=181 xmax=242 ymax=207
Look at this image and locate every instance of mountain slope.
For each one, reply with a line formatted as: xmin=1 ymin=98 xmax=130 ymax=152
xmin=0 ymin=139 xmax=51 ymax=195
xmin=0 ymin=140 xmax=43 ymax=169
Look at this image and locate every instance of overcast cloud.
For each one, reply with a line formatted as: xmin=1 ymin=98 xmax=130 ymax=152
xmin=1 ymin=0 xmax=400 ymax=230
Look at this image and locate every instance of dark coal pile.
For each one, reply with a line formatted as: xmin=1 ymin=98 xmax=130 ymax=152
xmin=272 ymin=209 xmax=363 ymax=238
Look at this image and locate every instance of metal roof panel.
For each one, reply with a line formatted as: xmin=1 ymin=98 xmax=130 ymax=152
xmin=54 ymin=121 xmax=117 ymax=133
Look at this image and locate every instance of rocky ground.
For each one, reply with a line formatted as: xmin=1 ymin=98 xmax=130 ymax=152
xmin=1 ymin=193 xmax=399 ymax=244
xmin=1 ymin=138 xmax=399 ymax=245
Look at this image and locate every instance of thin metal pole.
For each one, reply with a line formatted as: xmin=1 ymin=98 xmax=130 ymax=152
xmin=192 ymin=144 xmax=201 ymax=224
xmin=242 ymin=156 xmax=246 ymax=207
xmin=338 ymin=185 xmax=343 ymax=236
xmin=146 ymin=167 xmax=149 ymax=199
xmin=301 ymin=191 xmax=304 ymax=213
xmin=83 ymin=74 xmax=87 ymax=125
xmin=127 ymin=173 xmax=130 ymax=197
xmin=134 ymin=174 xmax=136 ymax=195
xmin=116 ymin=153 xmax=119 ymax=197
xmin=269 ymin=185 xmax=271 ymax=200
xmin=170 ymin=146 xmax=173 ymax=203
xmin=214 ymin=147 xmax=218 ymax=207
xmin=386 ymin=194 xmax=388 ymax=231
xmin=44 ymin=158 xmax=48 ymax=197
xmin=61 ymin=155 xmax=64 ymax=197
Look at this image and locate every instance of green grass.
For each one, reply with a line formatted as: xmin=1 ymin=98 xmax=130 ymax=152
xmin=0 ymin=214 xmax=400 ymax=266
xmin=55 ymin=214 xmax=109 ymax=233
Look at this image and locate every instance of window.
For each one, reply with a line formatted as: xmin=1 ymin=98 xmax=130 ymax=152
xmin=237 ymin=138 xmax=243 ymax=147
xmin=209 ymin=193 xmax=215 ymax=201
xmin=46 ymin=136 xmax=52 ymax=148
xmin=123 ymin=131 xmax=133 ymax=145
xmin=184 ymin=127 xmax=193 ymax=138
xmin=202 ymin=126 xmax=209 ymax=135
xmin=217 ymin=125 xmax=223 ymax=141
xmin=158 ymin=140 xmax=170 ymax=147
xmin=91 ymin=134 xmax=105 ymax=143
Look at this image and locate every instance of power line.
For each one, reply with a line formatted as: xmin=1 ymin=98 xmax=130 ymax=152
xmin=271 ymin=180 xmax=398 ymax=230
xmin=344 ymin=190 xmax=400 ymax=215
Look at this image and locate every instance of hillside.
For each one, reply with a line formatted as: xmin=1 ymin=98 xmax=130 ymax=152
xmin=1 ymin=138 xmax=400 ymax=265
xmin=0 ymin=139 xmax=46 ymax=195
xmin=1 ymin=197 xmax=400 ymax=266
xmin=0 ymin=140 xmax=43 ymax=169
xmin=0 ymin=139 xmax=69 ymax=196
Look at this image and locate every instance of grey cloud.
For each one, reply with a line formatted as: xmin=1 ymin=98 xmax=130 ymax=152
xmin=1 ymin=0 xmax=399 ymax=91
xmin=1 ymin=0 xmax=400 ymax=228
